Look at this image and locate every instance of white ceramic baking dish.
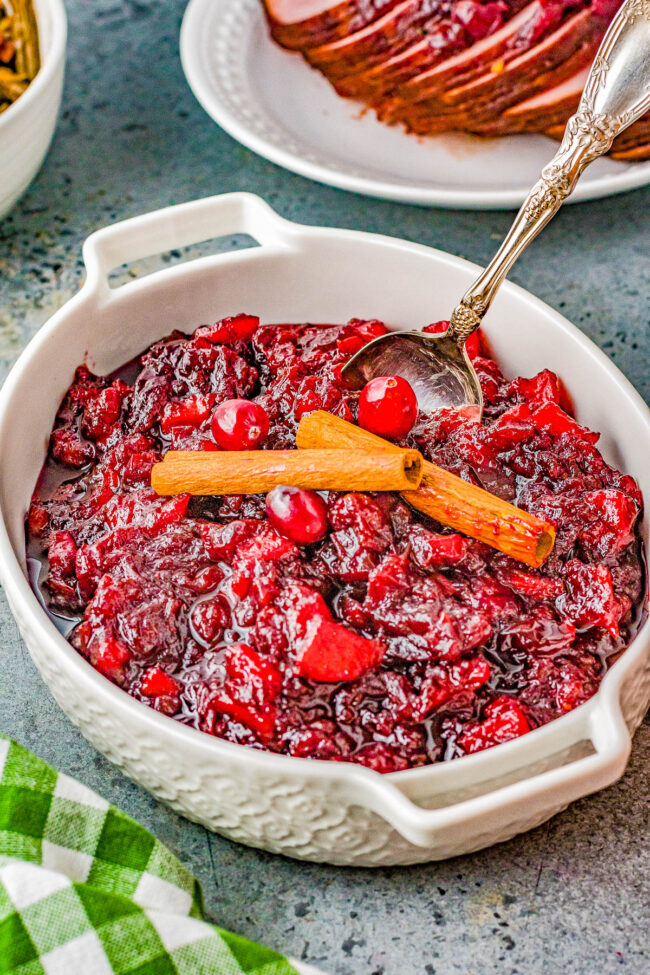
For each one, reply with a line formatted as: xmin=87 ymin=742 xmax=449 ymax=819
xmin=0 ymin=193 xmax=648 ymax=866
xmin=0 ymin=0 xmax=67 ymax=218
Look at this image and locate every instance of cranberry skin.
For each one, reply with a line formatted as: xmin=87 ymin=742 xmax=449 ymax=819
xmin=211 ymin=399 xmax=269 ymax=450
xmin=358 ymin=376 xmax=418 ymax=441
xmin=265 ymin=485 xmax=329 ymax=546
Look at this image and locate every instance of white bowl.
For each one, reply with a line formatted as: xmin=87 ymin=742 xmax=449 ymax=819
xmin=0 ymin=193 xmax=648 ymax=866
xmin=0 ymin=0 xmax=66 ymax=218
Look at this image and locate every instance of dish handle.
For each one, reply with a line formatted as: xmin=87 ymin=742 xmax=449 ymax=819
xmin=350 ymin=696 xmax=631 ymax=849
xmin=81 ymin=192 xmax=297 ymax=295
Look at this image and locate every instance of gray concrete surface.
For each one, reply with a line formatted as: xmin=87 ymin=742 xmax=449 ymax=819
xmin=0 ymin=2 xmax=648 ymax=972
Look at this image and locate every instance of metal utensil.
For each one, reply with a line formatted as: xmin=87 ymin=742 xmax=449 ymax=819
xmin=342 ymin=0 xmax=650 ymax=417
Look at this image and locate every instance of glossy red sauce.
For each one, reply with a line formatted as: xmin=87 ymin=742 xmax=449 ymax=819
xmin=26 ymin=316 xmax=645 ymax=772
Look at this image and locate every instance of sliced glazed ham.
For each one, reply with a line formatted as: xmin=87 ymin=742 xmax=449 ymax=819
xmin=609 ymin=141 xmax=650 ymax=161
xmin=303 ymin=0 xmax=447 ymax=78
xmin=474 ymin=68 xmax=586 ymax=134
xmin=356 ymin=2 xmax=545 ymax=111
xmin=262 ymin=0 xmax=402 ymax=50
xmin=327 ymin=0 xmax=527 ymax=101
xmin=333 ymin=20 xmax=466 ymax=100
xmin=420 ymin=7 xmax=600 ymax=110
xmin=388 ymin=6 xmax=604 ymax=132
xmin=389 ymin=2 xmax=571 ymax=106
xmin=260 ymin=0 xmax=650 ymax=160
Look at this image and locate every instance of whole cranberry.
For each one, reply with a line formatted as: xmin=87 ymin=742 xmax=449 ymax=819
xmin=358 ymin=375 xmax=418 ymax=440
xmin=211 ymin=399 xmax=269 ymax=450
xmin=265 ymin=485 xmax=328 ymax=546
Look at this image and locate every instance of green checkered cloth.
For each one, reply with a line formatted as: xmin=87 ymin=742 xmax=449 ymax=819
xmin=0 ymin=734 xmax=301 ymax=974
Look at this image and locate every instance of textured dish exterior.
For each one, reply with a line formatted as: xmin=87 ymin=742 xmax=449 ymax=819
xmin=0 ymin=0 xmax=66 ymax=218
xmin=180 ymin=0 xmax=650 ymax=210
xmin=0 ymin=194 xmax=648 ymax=865
xmin=6 ymin=581 xmax=650 ymax=865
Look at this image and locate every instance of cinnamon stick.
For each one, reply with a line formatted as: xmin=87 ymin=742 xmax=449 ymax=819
xmin=296 ymin=412 xmax=555 ymax=568
xmin=152 ymin=447 xmax=423 ymax=496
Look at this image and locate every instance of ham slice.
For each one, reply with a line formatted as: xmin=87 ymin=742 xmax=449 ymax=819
xmin=609 ymin=142 xmax=650 ymax=161
xmin=334 ymin=0 xmax=529 ymax=101
xmin=424 ymin=8 xmax=599 ymax=112
xmin=262 ymin=0 xmax=402 ymax=50
xmin=388 ymin=7 xmax=602 ymax=132
xmin=388 ymin=2 xmax=546 ymax=105
xmin=304 ymin=0 xmax=446 ymax=78
xmin=475 ymin=68 xmax=586 ymax=134
xmin=333 ymin=20 xmax=464 ymax=100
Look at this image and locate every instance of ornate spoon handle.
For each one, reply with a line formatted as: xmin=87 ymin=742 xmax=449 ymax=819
xmin=448 ymin=0 xmax=650 ymax=343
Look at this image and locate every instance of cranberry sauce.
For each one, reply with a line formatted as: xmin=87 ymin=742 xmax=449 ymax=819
xmin=26 ymin=315 xmax=646 ymax=772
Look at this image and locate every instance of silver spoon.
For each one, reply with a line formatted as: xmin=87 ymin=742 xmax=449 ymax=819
xmin=342 ymin=0 xmax=650 ymax=418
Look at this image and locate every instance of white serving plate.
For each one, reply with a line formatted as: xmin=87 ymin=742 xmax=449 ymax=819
xmin=0 ymin=193 xmax=648 ymax=866
xmin=180 ymin=0 xmax=650 ymax=210
xmin=0 ymin=0 xmax=66 ymax=219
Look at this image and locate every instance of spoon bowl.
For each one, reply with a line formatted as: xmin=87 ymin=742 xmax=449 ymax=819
xmin=342 ymin=329 xmax=483 ymax=418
